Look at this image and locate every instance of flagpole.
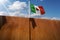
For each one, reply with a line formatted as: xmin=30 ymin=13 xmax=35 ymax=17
xmin=28 ymin=0 xmax=31 ymax=40
xmin=28 ymin=0 xmax=30 ymax=18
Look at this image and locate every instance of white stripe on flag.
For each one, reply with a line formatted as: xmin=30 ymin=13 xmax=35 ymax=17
xmin=30 ymin=5 xmax=41 ymax=17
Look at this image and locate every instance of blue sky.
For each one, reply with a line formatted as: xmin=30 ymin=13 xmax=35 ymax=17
xmin=0 ymin=0 xmax=60 ymax=19
xmin=30 ymin=0 xmax=60 ymax=18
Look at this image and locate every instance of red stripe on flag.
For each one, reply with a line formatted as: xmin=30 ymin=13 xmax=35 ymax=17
xmin=38 ymin=6 xmax=45 ymax=15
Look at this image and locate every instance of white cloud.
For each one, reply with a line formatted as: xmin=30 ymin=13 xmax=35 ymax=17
xmin=51 ymin=17 xmax=57 ymax=20
xmin=8 ymin=1 xmax=27 ymax=10
xmin=8 ymin=11 xmax=29 ymax=17
xmin=0 ymin=11 xmax=10 ymax=16
xmin=40 ymin=17 xmax=50 ymax=19
xmin=0 ymin=11 xmax=29 ymax=17
xmin=40 ymin=17 xmax=60 ymax=20
xmin=0 ymin=12 xmax=4 ymax=15
xmin=30 ymin=14 xmax=40 ymax=17
xmin=3 ymin=1 xmax=28 ymax=18
xmin=0 ymin=1 xmax=28 ymax=17
xmin=0 ymin=0 xmax=8 ymax=4
xmin=51 ymin=17 xmax=60 ymax=20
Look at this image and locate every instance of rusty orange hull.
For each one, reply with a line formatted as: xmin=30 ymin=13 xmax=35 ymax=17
xmin=0 ymin=16 xmax=60 ymax=40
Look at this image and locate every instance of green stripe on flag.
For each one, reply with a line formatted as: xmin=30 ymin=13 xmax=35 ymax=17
xmin=30 ymin=4 xmax=36 ymax=13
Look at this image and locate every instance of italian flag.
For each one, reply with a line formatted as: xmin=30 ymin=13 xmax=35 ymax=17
xmin=30 ymin=4 xmax=45 ymax=16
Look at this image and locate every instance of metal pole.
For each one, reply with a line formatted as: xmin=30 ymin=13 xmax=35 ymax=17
xmin=28 ymin=0 xmax=31 ymax=40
